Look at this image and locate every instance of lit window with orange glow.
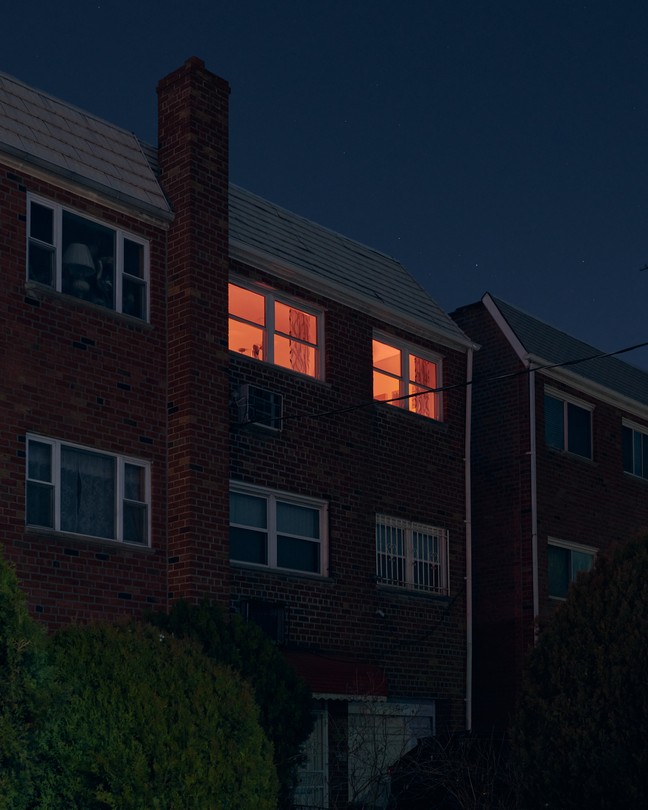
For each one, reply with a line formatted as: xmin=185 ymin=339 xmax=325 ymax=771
xmin=372 ymin=336 xmax=441 ymax=420
xmin=229 ymin=281 xmax=321 ymax=378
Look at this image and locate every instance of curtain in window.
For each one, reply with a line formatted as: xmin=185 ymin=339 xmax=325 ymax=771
xmin=289 ymin=308 xmax=311 ymax=374
xmin=61 ymin=448 xmax=115 ymax=538
xmin=412 ymin=355 xmax=436 ymax=417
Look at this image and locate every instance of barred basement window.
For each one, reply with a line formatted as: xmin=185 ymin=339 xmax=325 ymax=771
xmin=376 ymin=515 xmax=449 ymax=595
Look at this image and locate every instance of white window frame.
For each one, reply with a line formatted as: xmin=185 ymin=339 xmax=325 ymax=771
xmin=376 ymin=514 xmax=449 ymax=595
xmin=27 ymin=194 xmax=150 ymax=320
xmin=622 ymin=419 xmax=648 ymax=480
xmin=372 ymin=332 xmax=443 ymax=421
xmin=544 ymin=386 xmax=593 ymax=459
xmin=25 ymin=435 xmax=151 ymax=546
xmin=228 ymin=277 xmax=324 ymax=379
xmin=547 ymin=537 xmax=596 ymax=600
xmin=295 ymin=707 xmax=329 ymax=808
xmin=229 ymin=481 xmax=328 ymax=576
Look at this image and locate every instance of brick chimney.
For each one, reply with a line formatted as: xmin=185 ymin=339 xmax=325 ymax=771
xmin=157 ymin=57 xmax=231 ymax=605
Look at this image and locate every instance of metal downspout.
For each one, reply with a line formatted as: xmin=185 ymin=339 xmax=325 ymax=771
xmin=529 ymin=367 xmax=539 ymax=624
xmin=465 ymin=347 xmax=474 ymax=731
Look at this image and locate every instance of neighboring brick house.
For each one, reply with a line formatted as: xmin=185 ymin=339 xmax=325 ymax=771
xmin=452 ymin=293 xmax=648 ymax=731
xmin=1 ymin=58 xmax=475 ymax=808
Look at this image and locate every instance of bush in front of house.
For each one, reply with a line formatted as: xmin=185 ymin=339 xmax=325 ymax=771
xmin=149 ymin=600 xmax=314 ymax=808
xmin=514 ymin=533 xmax=648 ymax=809
xmin=34 ymin=621 xmax=278 ymax=809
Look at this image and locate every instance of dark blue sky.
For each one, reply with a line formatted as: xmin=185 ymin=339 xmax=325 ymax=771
xmin=3 ymin=1 xmax=648 ymax=367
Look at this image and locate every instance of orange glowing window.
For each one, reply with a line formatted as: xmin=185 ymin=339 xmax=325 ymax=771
xmin=372 ymin=336 xmax=441 ymax=420
xmin=228 ymin=281 xmax=321 ymax=378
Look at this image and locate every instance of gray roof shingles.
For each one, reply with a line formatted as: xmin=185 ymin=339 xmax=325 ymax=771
xmin=230 ymin=185 xmax=470 ymax=347
xmin=0 ymin=71 xmax=171 ymax=218
xmin=491 ymin=296 xmax=648 ymax=408
xmin=0 ymin=70 xmax=470 ymax=347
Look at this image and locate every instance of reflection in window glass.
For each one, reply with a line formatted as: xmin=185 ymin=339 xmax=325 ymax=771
xmin=27 ymin=197 xmax=148 ymax=320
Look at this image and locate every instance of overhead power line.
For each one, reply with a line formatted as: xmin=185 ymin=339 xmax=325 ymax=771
xmin=269 ymin=338 xmax=648 ymax=427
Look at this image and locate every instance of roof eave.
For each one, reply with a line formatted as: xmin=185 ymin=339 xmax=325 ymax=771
xmin=530 ymin=354 xmax=648 ymax=421
xmin=230 ymin=240 xmax=476 ymax=353
xmin=0 ymin=144 xmax=174 ymax=225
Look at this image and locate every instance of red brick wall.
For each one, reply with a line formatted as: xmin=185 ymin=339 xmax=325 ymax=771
xmin=229 ymin=264 xmax=469 ymax=726
xmin=452 ymin=301 xmax=533 ymax=729
xmin=0 ymin=166 xmax=168 ymax=627
xmin=453 ymin=300 xmax=648 ymax=729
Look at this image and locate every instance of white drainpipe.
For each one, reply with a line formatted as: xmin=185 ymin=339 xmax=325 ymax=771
xmin=529 ymin=367 xmax=539 ymax=624
xmin=465 ymin=347 xmax=474 ymax=731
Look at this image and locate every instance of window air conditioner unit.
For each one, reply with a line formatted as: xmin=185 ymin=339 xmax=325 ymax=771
xmin=238 ymin=384 xmax=283 ymax=432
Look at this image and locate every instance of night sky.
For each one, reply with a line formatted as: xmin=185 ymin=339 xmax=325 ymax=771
xmin=3 ymin=1 xmax=648 ymax=368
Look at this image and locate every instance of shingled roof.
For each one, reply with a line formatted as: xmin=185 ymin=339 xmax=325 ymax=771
xmin=487 ymin=294 xmax=648 ymax=408
xmin=229 ymin=185 xmax=471 ymax=348
xmin=0 ymin=70 xmax=171 ymax=219
xmin=0 ymin=69 xmax=470 ymax=348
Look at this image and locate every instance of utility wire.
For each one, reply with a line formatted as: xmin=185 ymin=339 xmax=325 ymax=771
xmin=270 ymin=339 xmax=648 ymax=427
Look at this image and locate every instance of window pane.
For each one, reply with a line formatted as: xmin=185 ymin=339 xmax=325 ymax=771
xmin=61 ymin=211 xmax=115 ymax=306
xmin=277 ymin=502 xmax=319 ymax=538
xmin=622 ymin=426 xmax=633 ymax=473
xmin=230 ymin=527 xmax=267 ymax=564
xmin=124 ymin=464 xmax=145 ymax=501
xmin=123 ymin=239 xmax=144 ymax=279
xmin=571 ymin=550 xmax=593 ymax=578
xmin=376 ymin=522 xmax=405 ymax=585
xmin=26 ymin=481 xmax=54 ymax=528
xmin=274 ymin=334 xmax=317 ymax=376
xmin=61 ymin=447 xmax=115 ymax=538
xmin=28 ymin=242 xmax=55 ymax=285
xmin=544 ymin=395 xmax=564 ymax=449
xmin=229 ymin=283 xmax=265 ymax=325
xmin=275 ymin=303 xmax=316 ymax=343
xmin=373 ymin=340 xmax=401 ymax=375
xmin=277 ymin=536 xmax=320 ymax=573
xmin=123 ymin=502 xmax=147 ymax=544
xmin=409 ymin=384 xmax=438 ymax=419
xmin=230 ymin=492 xmax=267 ymax=528
xmin=28 ymin=440 xmax=52 ymax=482
xmin=567 ymin=403 xmax=591 ymax=458
xmin=122 ymin=276 xmax=145 ymax=319
xmin=229 ymin=319 xmax=265 ymax=360
xmin=30 ymin=202 xmax=53 ymax=244
xmin=373 ymin=370 xmax=401 ymax=403
xmin=409 ymin=354 xmax=437 ymax=388
xmin=641 ymin=434 xmax=648 ymax=480
xmin=548 ymin=545 xmax=569 ymax=598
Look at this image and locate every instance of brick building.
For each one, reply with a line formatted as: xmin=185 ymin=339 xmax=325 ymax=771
xmin=0 ymin=58 xmax=475 ymax=807
xmin=452 ymin=293 xmax=648 ymax=731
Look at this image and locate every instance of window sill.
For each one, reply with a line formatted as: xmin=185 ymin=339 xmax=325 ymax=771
xmin=24 ymin=281 xmax=151 ymax=329
xmin=230 ymin=559 xmax=332 ymax=583
xmin=373 ymin=401 xmax=447 ymax=430
xmin=25 ymin=525 xmax=154 ymax=553
xmin=376 ymin=581 xmax=451 ymax=601
xmin=229 ymin=350 xmax=331 ymax=387
xmin=622 ymin=470 xmax=648 ymax=484
xmin=545 ymin=446 xmax=594 ymax=464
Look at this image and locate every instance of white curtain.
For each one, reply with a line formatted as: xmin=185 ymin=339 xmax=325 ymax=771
xmin=61 ymin=448 xmax=115 ymax=538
